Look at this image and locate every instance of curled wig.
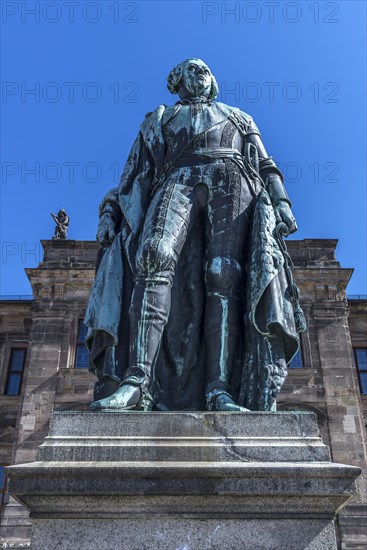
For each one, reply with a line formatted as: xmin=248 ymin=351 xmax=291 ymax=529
xmin=167 ymin=58 xmax=219 ymax=100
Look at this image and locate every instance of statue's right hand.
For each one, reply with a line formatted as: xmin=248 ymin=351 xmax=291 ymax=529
xmin=96 ymin=213 xmax=116 ymax=246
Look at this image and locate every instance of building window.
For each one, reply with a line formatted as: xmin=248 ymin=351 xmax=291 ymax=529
xmin=289 ymin=348 xmax=304 ymax=369
xmin=5 ymin=349 xmax=26 ymax=395
xmin=75 ymin=319 xmax=90 ymax=369
xmin=354 ymin=348 xmax=367 ymax=394
xmin=0 ymin=466 xmax=7 ymax=512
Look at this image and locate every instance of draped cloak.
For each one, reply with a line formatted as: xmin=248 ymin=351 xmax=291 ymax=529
xmin=84 ymin=102 xmax=300 ymax=411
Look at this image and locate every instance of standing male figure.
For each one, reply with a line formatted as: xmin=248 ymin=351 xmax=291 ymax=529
xmin=86 ymin=58 xmax=301 ymax=412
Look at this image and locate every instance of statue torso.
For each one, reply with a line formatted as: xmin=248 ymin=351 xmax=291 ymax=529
xmin=162 ymin=103 xmax=244 ymax=164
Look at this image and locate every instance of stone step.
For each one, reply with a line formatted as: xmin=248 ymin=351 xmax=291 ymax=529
xmin=7 ymin=461 xmax=360 ymax=519
xmin=47 ymin=411 xmax=321 ymax=438
xmin=37 ymin=411 xmax=329 ymax=463
xmin=38 ymin=436 xmax=330 ymax=462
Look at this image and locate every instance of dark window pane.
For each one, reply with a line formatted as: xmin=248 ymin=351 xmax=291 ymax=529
xmin=354 ymin=348 xmax=367 ymax=394
xmin=359 ymin=372 xmax=367 ymax=395
xmin=5 ymin=350 xmax=25 ymax=395
xmin=355 ymin=349 xmax=367 ymax=371
xmin=75 ymin=345 xmax=89 ymax=369
xmin=77 ymin=320 xmax=88 ymax=344
xmin=6 ymin=374 xmax=22 ymax=395
xmin=10 ymin=350 xmax=25 ymax=372
xmin=75 ymin=319 xmax=90 ymax=368
xmin=289 ymin=350 xmax=303 ymax=369
xmin=0 ymin=465 xmax=7 ymax=512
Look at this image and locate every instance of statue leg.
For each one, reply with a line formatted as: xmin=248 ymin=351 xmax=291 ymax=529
xmin=204 ymin=161 xmax=253 ymax=412
xmin=204 ymin=259 xmax=250 ymax=412
xmin=90 ymin=176 xmax=197 ymax=411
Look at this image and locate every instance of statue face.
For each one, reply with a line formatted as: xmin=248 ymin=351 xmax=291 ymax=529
xmin=179 ymin=59 xmax=212 ymax=99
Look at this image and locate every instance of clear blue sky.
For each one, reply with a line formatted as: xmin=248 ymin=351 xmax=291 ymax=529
xmin=1 ymin=0 xmax=366 ymax=295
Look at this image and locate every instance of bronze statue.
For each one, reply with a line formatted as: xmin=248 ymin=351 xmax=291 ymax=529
xmin=51 ymin=209 xmax=70 ymax=240
xmin=85 ymin=58 xmax=305 ymax=413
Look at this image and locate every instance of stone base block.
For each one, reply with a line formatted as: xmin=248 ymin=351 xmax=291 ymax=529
xmin=6 ymin=412 xmax=361 ymax=550
xmin=31 ymin=518 xmax=337 ymax=550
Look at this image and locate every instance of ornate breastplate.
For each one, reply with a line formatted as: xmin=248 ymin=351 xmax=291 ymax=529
xmin=163 ymin=118 xmax=243 ymax=156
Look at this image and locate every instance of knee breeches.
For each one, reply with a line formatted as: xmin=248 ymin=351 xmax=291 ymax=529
xmin=135 ymin=160 xmax=254 ymax=295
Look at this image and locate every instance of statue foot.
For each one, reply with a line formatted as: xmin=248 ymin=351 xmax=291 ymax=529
xmin=93 ymin=377 xmax=120 ymax=401
xmin=207 ymin=391 xmax=250 ymax=412
xmin=90 ymin=383 xmax=142 ymax=411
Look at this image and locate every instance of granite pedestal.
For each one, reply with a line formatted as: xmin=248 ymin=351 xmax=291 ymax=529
xmin=6 ymin=412 xmax=361 ymax=549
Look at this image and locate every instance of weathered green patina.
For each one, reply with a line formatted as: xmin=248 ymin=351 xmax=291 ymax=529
xmin=85 ymin=58 xmax=306 ymax=412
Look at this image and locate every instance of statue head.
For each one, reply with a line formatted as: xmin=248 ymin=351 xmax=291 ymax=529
xmin=58 ymin=209 xmax=67 ymax=222
xmin=167 ymin=58 xmax=219 ymax=101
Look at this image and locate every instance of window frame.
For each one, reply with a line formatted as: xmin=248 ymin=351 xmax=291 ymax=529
xmin=74 ymin=319 xmax=90 ymax=369
xmin=353 ymin=347 xmax=367 ymax=395
xmin=4 ymin=348 xmax=27 ymax=396
xmin=0 ymin=465 xmax=8 ymax=513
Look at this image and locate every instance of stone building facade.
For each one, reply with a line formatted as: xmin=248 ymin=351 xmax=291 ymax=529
xmin=0 ymin=238 xmax=366 ymax=549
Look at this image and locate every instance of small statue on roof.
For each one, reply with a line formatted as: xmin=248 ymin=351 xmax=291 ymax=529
xmin=51 ymin=209 xmax=70 ymax=240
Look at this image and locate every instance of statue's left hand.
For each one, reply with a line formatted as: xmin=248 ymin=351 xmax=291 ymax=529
xmin=274 ymin=201 xmax=297 ymax=234
xmin=96 ymin=213 xmax=116 ymax=246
